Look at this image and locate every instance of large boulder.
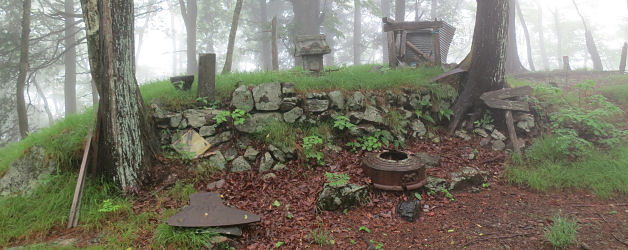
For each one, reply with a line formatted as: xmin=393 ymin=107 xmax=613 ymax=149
xmin=316 ymin=184 xmax=369 ymax=211
xmin=283 ymin=107 xmax=304 ymax=123
xmin=208 ymin=151 xmax=227 ymax=171
xmin=347 ymin=92 xmax=365 ymax=111
xmin=235 ymin=112 xmax=283 ymax=133
xmin=232 ymin=85 xmax=254 ymax=112
xmin=305 ymin=93 xmax=329 ymax=113
xmin=449 ymin=167 xmax=489 ymax=191
xmin=253 ymin=82 xmax=282 ymax=111
xmin=0 ymin=147 xmax=56 ymax=196
xmin=328 ymin=91 xmax=345 ymax=110
xmin=360 ymin=106 xmax=385 ymax=125
xmin=258 ymin=152 xmax=275 ymax=173
xmin=230 ymin=157 xmax=252 ymax=172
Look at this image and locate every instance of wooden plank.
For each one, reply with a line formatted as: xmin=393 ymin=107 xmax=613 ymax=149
xmin=483 ymin=99 xmax=530 ymax=112
xmin=405 ymin=41 xmax=429 ymax=60
xmin=432 ymin=29 xmax=441 ymax=66
xmin=387 ymin=31 xmax=398 ymax=68
xmin=271 ymin=16 xmax=279 ymax=71
xmin=400 ymin=31 xmax=407 ymax=61
xmin=67 ymin=130 xmax=93 ymax=229
xmin=382 ymin=18 xmax=443 ymax=32
xmin=505 ymin=110 xmax=521 ymax=154
xmin=480 ymin=86 xmax=533 ymax=101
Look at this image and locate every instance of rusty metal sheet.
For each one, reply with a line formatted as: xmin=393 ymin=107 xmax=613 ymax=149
xmin=167 ymin=192 xmax=261 ymax=227
xmin=172 ymin=130 xmax=211 ymax=159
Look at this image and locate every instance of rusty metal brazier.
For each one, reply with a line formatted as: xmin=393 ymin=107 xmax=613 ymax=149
xmin=362 ymin=151 xmax=427 ymax=191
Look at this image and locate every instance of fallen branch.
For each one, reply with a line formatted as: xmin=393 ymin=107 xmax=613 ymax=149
xmin=463 ymin=232 xmax=533 ymax=247
xmin=612 ymin=233 xmax=628 ymax=247
xmin=479 ymin=155 xmax=505 ymax=165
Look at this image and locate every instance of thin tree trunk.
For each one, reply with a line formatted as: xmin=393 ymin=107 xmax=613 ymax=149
xmin=552 ymin=9 xmax=563 ymax=69
xmin=515 ymin=1 xmax=534 ymax=71
xmin=395 ymin=0 xmax=405 ymax=21
xmin=258 ymin=0 xmax=272 ymax=71
xmin=136 ymin=0 xmax=158 ymax=65
xmin=571 ymin=0 xmax=603 ymax=71
xmin=271 ymin=16 xmax=279 ymax=70
xmin=292 ymin=0 xmax=322 ymax=68
xmin=17 ymin=0 xmax=31 ymax=139
xmin=431 ymin=0 xmax=437 ymax=19
xmin=33 ymin=78 xmax=54 ymax=126
xmin=80 ymin=0 xmax=156 ymax=193
xmin=64 ymin=0 xmax=77 ymax=116
xmin=381 ymin=0 xmax=390 ymax=64
xmin=179 ymin=0 xmax=197 ymax=75
xmin=448 ymin=0 xmax=509 ymax=134
xmin=505 ymin=0 xmax=526 ymax=74
xmin=353 ymin=0 xmax=361 ymax=65
xmin=169 ymin=1 xmax=177 ymax=75
xmin=323 ymin=0 xmax=335 ymax=66
xmin=536 ymin=1 xmax=549 ymax=70
xmin=222 ymin=0 xmax=244 ymax=74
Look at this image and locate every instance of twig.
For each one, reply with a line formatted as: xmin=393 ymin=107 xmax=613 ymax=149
xmin=611 ymin=233 xmax=628 ymax=247
xmin=360 ymin=235 xmax=377 ymax=250
xmin=479 ymin=155 xmax=505 ymax=165
xmin=463 ymin=232 xmax=533 ymax=247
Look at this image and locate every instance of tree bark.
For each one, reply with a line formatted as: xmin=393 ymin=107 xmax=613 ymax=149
xmin=169 ymin=1 xmax=177 ymax=75
xmin=571 ymin=0 xmax=603 ymax=71
xmin=395 ymin=0 xmax=406 ymax=22
xmin=431 ymin=0 xmax=437 ymax=19
xmin=64 ymin=0 xmax=77 ymax=116
xmin=271 ymin=16 xmax=279 ymax=71
xmin=536 ymin=1 xmax=549 ymax=70
xmin=448 ymin=0 xmax=509 ymax=134
xmin=505 ymin=0 xmax=525 ymax=74
xmin=80 ymin=0 xmax=156 ymax=193
xmin=258 ymin=0 xmax=272 ymax=71
xmin=620 ymin=42 xmax=627 ymax=73
xmin=381 ymin=0 xmax=391 ymax=64
xmin=515 ymin=1 xmax=534 ymax=71
xmin=179 ymin=0 xmax=198 ymax=75
xmin=33 ymin=78 xmax=54 ymax=126
xmin=552 ymin=9 xmax=563 ymax=69
xmin=353 ymin=0 xmax=361 ymax=65
xmin=222 ymin=0 xmax=243 ymax=74
xmin=17 ymin=0 xmax=31 ymax=139
xmin=323 ymin=0 xmax=335 ymax=66
xmin=291 ymin=0 xmax=321 ymax=67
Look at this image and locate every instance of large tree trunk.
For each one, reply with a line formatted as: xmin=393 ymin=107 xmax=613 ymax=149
xmin=17 ymin=0 xmax=31 ymax=139
xmin=81 ymin=0 xmax=156 ymax=193
xmin=515 ymin=1 xmax=534 ymax=71
xmin=448 ymin=0 xmax=509 ymax=134
xmin=291 ymin=0 xmax=321 ymax=68
xmin=505 ymin=0 xmax=525 ymax=74
xmin=353 ymin=0 xmax=361 ymax=65
xmin=571 ymin=0 xmax=603 ymax=71
xmin=64 ymin=0 xmax=77 ymax=116
xmin=222 ymin=0 xmax=244 ymax=74
xmin=179 ymin=0 xmax=197 ymax=75
xmin=395 ymin=0 xmax=405 ymax=22
xmin=258 ymin=0 xmax=272 ymax=71
xmin=552 ymin=9 xmax=563 ymax=69
xmin=381 ymin=0 xmax=390 ymax=64
xmin=536 ymin=1 xmax=549 ymax=70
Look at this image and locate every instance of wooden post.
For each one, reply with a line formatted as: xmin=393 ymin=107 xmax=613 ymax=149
xmin=399 ymin=31 xmax=407 ymax=62
xmin=387 ymin=31 xmax=398 ymax=68
xmin=197 ymin=53 xmax=216 ymax=102
xmin=505 ymin=111 xmax=521 ymax=155
xmin=620 ymin=42 xmax=627 ymax=73
xmin=68 ymin=130 xmax=93 ymax=229
xmin=271 ymin=16 xmax=279 ymax=71
xmin=562 ymin=56 xmax=571 ymax=71
xmin=432 ymin=28 xmax=442 ymax=66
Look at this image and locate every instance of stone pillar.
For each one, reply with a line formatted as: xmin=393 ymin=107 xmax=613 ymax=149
xmin=198 ymin=53 xmax=216 ymax=102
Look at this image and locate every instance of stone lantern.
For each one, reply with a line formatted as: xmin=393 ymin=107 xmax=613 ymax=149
xmin=295 ymin=35 xmax=331 ymax=73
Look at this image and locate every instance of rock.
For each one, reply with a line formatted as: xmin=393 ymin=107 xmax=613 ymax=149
xmin=253 ymin=82 xmax=282 ymax=111
xmin=206 ymin=179 xmax=225 ymax=190
xmin=328 ymin=90 xmax=345 ymax=110
xmin=361 ymin=106 xmax=385 ymax=125
xmin=473 ymin=128 xmax=489 ymax=138
xmin=413 ymin=152 xmax=440 ymax=168
xmin=316 ymin=184 xmax=369 ymax=211
xmin=431 ymin=136 xmax=441 ymax=143
xmin=516 ymin=114 xmax=535 ymax=133
xmin=230 ymin=157 xmax=251 ymax=172
xmin=400 ymin=109 xmax=414 ymax=120
xmin=243 ymin=147 xmax=259 ymax=161
xmin=410 ymin=120 xmax=427 ymax=138
xmin=262 ymin=173 xmax=277 ymax=181
xmin=491 ymin=130 xmax=507 ymax=141
xmin=210 ymin=236 xmax=229 ymax=244
xmin=281 ymin=82 xmax=296 ymax=97
xmin=305 ymin=99 xmax=329 ymax=113
xmin=449 ymin=167 xmax=489 ymax=191
xmin=170 ymin=113 xmax=186 ymax=128
xmin=235 ymin=112 xmax=283 ymax=133
xmin=347 ymin=92 xmax=365 ymax=111
xmin=184 ymin=109 xmax=217 ymax=128
xmin=455 ymin=130 xmax=472 ymax=141
xmin=223 ymin=147 xmax=238 ymax=162
xmin=480 ymin=137 xmax=492 ymax=147
xmin=273 ymin=163 xmax=287 ymax=171
xmin=483 ymin=124 xmax=495 ymax=131
xmin=283 ymin=107 xmax=304 ymax=123
xmin=232 ymin=85 xmax=254 ymax=112
xmin=206 ymin=131 xmax=232 ymax=146
xmin=349 ymin=124 xmax=377 ymax=137
xmin=208 ymin=151 xmax=227 ymax=171
xmin=491 ymin=140 xmax=506 ymax=151
xmin=424 ymin=176 xmax=448 ymax=193
xmin=268 ymin=145 xmax=286 ymax=163
xmin=259 ymin=152 xmax=275 ymax=173
xmin=159 ymin=130 xmax=172 ymax=145
xmin=398 ymin=200 xmax=421 ymax=222
xmin=0 ymin=147 xmax=56 ymax=196
xmin=279 ymin=97 xmax=300 ymax=111
xmin=199 ymin=125 xmax=218 ymax=137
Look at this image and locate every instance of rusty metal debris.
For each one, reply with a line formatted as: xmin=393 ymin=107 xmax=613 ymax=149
xmin=167 ymin=192 xmax=261 ymax=228
xmin=172 ymin=130 xmax=212 ymax=159
xmin=362 ymin=151 xmax=427 ymax=191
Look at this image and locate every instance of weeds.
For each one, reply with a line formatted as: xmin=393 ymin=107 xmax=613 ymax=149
xmin=303 ymin=135 xmax=325 ymax=166
xmin=545 ymin=214 xmax=578 ymax=249
xmin=152 ymin=223 xmax=218 ymax=249
xmin=324 ymin=172 xmax=350 ymax=187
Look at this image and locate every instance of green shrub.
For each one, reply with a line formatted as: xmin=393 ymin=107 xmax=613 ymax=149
xmin=324 ymin=172 xmax=350 ymax=187
xmin=545 ymin=214 xmax=578 ymax=248
xmin=303 ymin=135 xmax=325 ymax=166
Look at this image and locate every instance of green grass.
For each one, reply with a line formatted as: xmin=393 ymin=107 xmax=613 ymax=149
xmin=253 ymin=120 xmax=299 ymax=149
xmin=545 ymin=214 xmax=579 ymax=249
xmin=506 ymin=141 xmax=628 ymax=198
xmin=599 ymin=84 xmax=628 ymax=106
xmin=152 ymin=223 xmax=218 ymax=249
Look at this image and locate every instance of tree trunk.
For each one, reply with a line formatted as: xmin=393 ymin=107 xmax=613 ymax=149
xmin=571 ymin=0 xmax=603 ymax=71
xmin=431 ymin=0 xmax=437 ymax=19
xmin=64 ymin=0 xmax=77 ymax=117
xmin=515 ymin=1 xmax=534 ymax=71
xmin=448 ymin=0 xmax=509 ymax=134
xmin=353 ymin=0 xmax=361 ymax=65
xmin=381 ymin=0 xmax=391 ymax=64
xmin=291 ymin=0 xmax=321 ymax=68
xmin=179 ymin=0 xmax=198 ymax=75
xmin=505 ymin=0 xmax=525 ymax=74
xmin=271 ymin=16 xmax=279 ymax=70
xmin=135 ymin=0 xmax=158 ymax=65
xmin=552 ymin=9 xmax=563 ymax=69
xmin=323 ymin=0 xmax=335 ymax=66
xmin=395 ymin=0 xmax=405 ymax=22
xmin=620 ymin=42 xmax=627 ymax=73
xmin=17 ymin=0 xmax=31 ymax=139
xmin=222 ymin=0 xmax=243 ymax=74
xmin=258 ymin=0 xmax=272 ymax=71
xmin=536 ymin=1 xmax=549 ymax=70
xmin=169 ymin=1 xmax=177 ymax=75
xmin=80 ymin=0 xmax=156 ymax=193
xmin=33 ymin=78 xmax=54 ymax=126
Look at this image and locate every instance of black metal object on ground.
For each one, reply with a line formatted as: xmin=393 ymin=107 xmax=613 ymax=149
xmin=362 ymin=151 xmax=427 ymax=191
xmin=167 ymin=192 xmax=261 ymax=227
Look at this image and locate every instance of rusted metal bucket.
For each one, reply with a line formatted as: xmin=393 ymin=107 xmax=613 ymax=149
xmin=362 ymin=151 xmax=427 ymax=191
